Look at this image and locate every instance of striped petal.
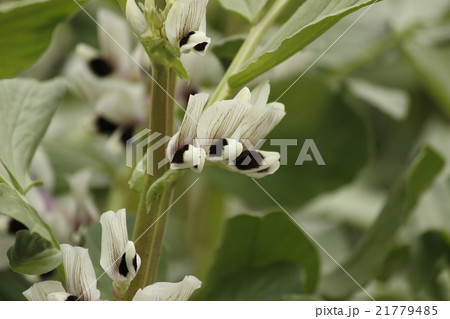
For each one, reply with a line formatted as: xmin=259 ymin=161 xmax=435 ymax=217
xmin=167 ymin=93 xmax=208 ymax=165
xmin=23 ymin=281 xmax=66 ymax=301
xmin=133 ymin=275 xmax=201 ymax=301
xmin=239 ymin=102 xmax=285 ymax=147
xmin=100 ymin=209 xmax=140 ymax=286
xmin=61 ymin=244 xmax=100 ymax=301
xmin=165 ymin=0 xmax=209 ymax=54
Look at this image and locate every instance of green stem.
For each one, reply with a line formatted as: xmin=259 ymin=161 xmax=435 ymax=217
xmin=208 ymin=0 xmax=290 ymax=105
xmin=123 ymin=63 xmax=176 ymax=299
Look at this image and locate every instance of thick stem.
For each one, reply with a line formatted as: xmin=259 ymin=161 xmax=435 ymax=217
xmin=208 ymin=0 xmax=290 ymax=105
xmin=123 ymin=63 xmax=176 ymax=299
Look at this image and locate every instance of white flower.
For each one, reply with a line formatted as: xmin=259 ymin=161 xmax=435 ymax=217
xmin=126 ymin=0 xmax=148 ymax=36
xmin=166 ymin=93 xmax=209 ymax=172
xmin=166 ymin=82 xmax=284 ymax=178
xmin=65 ymin=9 xmax=148 ymax=146
xmin=100 ymin=209 xmax=141 ymax=293
xmin=23 ymin=244 xmax=101 ymax=301
xmin=228 ymin=82 xmax=285 ymax=178
xmin=66 ymin=170 xmax=99 ymax=226
xmin=76 ymin=10 xmax=135 ymax=78
xmin=196 ymin=93 xmax=251 ymax=162
xmin=93 ymin=89 xmax=146 ymax=147
xmin=165 ymin=0 xmax=211 ymax=56
xmin=132 ymin=275 xmax=201 ymax=301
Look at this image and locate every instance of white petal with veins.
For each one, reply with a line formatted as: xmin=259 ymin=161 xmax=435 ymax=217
xmin=239 ymin=102 xmax=286 ymax=146
xmin=197 ymin=99 xmax=250 ymax=143
xmin=23 ymin=281 xmax=66 ymax=301
xmin=100 ymin=209 xmax=128 ymax=281
xmin=167 ymin=93 xmax=209 ymax=161
xmin=133 ymin=275 xmax=202 ymax=301
xmin=165 ymin=0 xmax=209 ymax=53
xmin=61 ymin=244 xmax=100 ymax=301
xmin=100 ymin=209 xmax=140 ymax=286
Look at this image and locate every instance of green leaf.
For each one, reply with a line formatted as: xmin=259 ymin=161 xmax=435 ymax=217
xmin=0 ymin=78 xmax=66 ymax=192
xmin=196 ymin=212 xmax=319 ymax=300
xmin=0 ymin=0 xmax=81 ymax=78
xmin=0 ymin=184 xmax=59 ymax=247
xmin=229 ymin=0 xmax=381 ymax=88
xmin=7 ymin=230 xmax=62 ymax=275
xmin=218 ymin=0 xmax=269 ymax=23
xmin=346 ymin=78 xmax=410 ymax=120
xmin=0 ymin=268 xmax=30 ymax=300
xmin=401 ymin=41 xmax=450 ymax=118
xmin=318 ymin=146 xmax=445 ymax=299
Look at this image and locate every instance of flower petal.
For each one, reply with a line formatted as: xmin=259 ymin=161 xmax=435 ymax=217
xmin=239 ymin=102 xmax=285 ymax=146
xmin=197 ymin=99 xmax=251 ymax=143
xmin=132 ymin=275 xmax=202 ymax=301
xmin=231 ymin=150 xmax=280 ymax=175
xmin=98 ymin=9 xmax=132 ymax=74
xmin=250 ymin=81 xmax=271 ymax=109
xmin=48 ymin=292 xmax=78 ymax=301
xmin=246 ymin=161 xmax=281 ymax=179
xmin=167 ymin=93 xmax=208 ymax=161
xmin=126 ymin=0 xmax=148 ymax=36
xmin=67 ymin=170 xmax=98 ymax=224
xmin=233 ymin=87 xmax=251 ymax=103
xmin=207 ymin=138 xmax=243 ymax=162
xmin=61 ymin=244 xmax=100 ymax=301
xmin=100 ymin=209 xmax=128 ymax=282
xmin=170 ymin=144 xmax=206 ymax=172
xmin=95 ymin=89 xmax=146 ymax=127
xmin=165 ymin=0 xmax=209 ymax=48
xmin=23 ymin=281 xmax=66 ymax=301
xmin=179 ymin=31 xmax=211 ymax=56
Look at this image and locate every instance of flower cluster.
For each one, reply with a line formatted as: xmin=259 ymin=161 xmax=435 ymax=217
xmin=167 ymin=82 xmax=286 ymax=178
xmin=126 ymin=0 xmax=211 ymax=57
xmin=65 ymin=10 xmax=148 ymax=149
xmin=22 ymin=209 xmax=201 ymax=301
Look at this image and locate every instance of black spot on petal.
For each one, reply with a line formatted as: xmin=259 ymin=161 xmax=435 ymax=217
xmin=172 ymin=145 xmax=190 ymax=164
xmin=133 ymin=255 xmax=138 ymax=272
xmin=8 ymin=219 xmax=27 ymax=235
xmin=119 ymin=253 xmax=129 ymax=277
xmin=194 ymin=42 xmax=208 ymax=52
xmin=179 ymin=31 xmax=196 ymax=47
xmin=209 ymin=139 xmax=228 ymax=158
xmin=235 ymin=150 xmax=263 ymax=170
xmin=120 ymin=127 xmax=135 ymax=145
xmin=96 ymin=117 xmax=118 ymax=136
xmin=89 ymin=58 xmax=113 ymax=77
xmin=66 ymin=295 xmax=79 ymax=301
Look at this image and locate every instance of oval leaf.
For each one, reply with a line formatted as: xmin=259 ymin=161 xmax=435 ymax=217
xmin=0 ymin=184 xmax=59 ymax=247
xmin=0 ymin=78 xmax=66 ymax=192
xmin=7 ymin=230 xmax=62 ymax=275
xmin=0 ymin=0 xmax=81 ymax=78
